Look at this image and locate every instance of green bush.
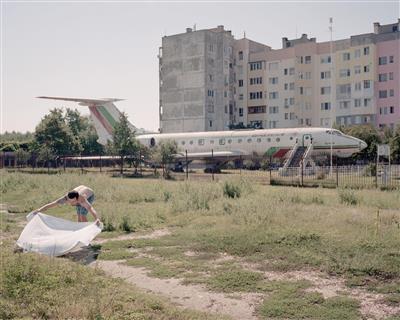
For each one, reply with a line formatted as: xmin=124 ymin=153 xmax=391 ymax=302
xmin=223 ymin=181 xmax=241 ymax=199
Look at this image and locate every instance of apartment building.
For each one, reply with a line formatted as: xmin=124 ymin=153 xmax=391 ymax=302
xmin=159 ymin=21 xmax=399 ymax=133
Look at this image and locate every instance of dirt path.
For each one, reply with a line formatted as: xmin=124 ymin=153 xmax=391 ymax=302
xmin=88 ymin=230 xmax=399 ymax=320
xmin=90 ymin=260 xmax=262 ymax=320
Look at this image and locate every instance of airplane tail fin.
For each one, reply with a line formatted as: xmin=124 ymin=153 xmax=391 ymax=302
xmin=37 ymin=96 xmax=137 ymax=145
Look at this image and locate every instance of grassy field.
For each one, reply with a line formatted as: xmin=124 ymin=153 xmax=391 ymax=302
xmin=1 ymin=171 xmax=399 ymax=319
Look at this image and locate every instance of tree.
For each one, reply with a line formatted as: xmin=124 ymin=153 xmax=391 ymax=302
xmin=111 ymin=112 xmax=139 ymax=174
xmin=34 ymin=108 xmax=81 ymax=157
xmin=152 ymin=140 xmax=178 ymax=178
xmin=341 ymin=124 xmax=382 ymax=161
xmin=388 ymin=124 xmax=400 ymax=163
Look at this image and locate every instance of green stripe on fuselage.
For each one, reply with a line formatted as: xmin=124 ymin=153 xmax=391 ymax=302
xmin=264 ymin=147 xmax=279 ymax=157
xmin=98 ymin=105 xmax=118 ymax=129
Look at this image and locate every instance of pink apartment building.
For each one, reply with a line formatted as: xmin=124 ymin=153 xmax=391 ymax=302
xmin=375 ymin=21 xmax=400 ymax=129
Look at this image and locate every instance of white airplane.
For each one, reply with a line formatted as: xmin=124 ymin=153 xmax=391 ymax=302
xmin=37 ymin=97 xmax=367 ymax=168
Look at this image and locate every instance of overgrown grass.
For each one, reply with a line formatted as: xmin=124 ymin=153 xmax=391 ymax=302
xmin=2 ymin=171 xmax=400 ymax=317
xmin=259 ymin=283 xmax=360 ymax=319
xmin=0 ymin=241 xmax=220 ymax=320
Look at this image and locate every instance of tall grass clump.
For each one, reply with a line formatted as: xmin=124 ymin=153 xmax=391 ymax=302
xmin=223 ymin=181 xmax=241 ymax=198
xmin=338 ymin=188 xmax=358 ymax=206
xmin=120 ymin=215 xmax=134 ymax=233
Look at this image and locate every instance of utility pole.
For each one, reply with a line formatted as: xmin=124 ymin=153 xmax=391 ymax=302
xmin=329 ymin=17 xmax=334 ymax=176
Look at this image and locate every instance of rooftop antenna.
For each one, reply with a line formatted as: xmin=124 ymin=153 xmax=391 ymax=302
xmin=193 ymin=24 xmax=196 ymax=31
xmin=243 ymin=31 xmax=246 ymax=38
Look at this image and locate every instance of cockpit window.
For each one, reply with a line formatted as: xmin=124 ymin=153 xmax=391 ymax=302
xmin=326 ymin=130 xmax=343 ymax=136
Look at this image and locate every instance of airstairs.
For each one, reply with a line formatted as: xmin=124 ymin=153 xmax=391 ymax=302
xmin=280 ymin=141 xmax=315 ymax=176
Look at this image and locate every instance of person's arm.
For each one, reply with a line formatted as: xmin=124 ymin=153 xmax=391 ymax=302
xmin=33 ymin=197 xmax=65 ymax=214
xmin=81 ymin=199 xmax=101 ymax=224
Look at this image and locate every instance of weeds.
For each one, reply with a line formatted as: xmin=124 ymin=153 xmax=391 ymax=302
xmin=338 ymin=188 xmax=358 ymax=205
xmin=223 ymin=181 xmax=241 ymax=198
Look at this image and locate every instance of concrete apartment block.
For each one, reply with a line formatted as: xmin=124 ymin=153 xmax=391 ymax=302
xmin=159 ymin=21 xmax=399 ymax=132
xmin=159 ymin=26 xmax=235 ymax=133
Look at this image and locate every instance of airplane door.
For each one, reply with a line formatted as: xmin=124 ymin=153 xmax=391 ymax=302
xmin=302 ymin=134 xmax=312 ymax=147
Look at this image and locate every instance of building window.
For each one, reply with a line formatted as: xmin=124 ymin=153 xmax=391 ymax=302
xmin=321 ymin=71 xmax=331 ymax=79
xmin=321 ymin=55 xmax=331 ymax=63
xmin=250 ymin=77 xmax=262 ymax=85
xmin=238 ymin=79 xmax=243 ymax=87
xmin=379 ymin=73 xmax=387 ymax=82
xmin=284 ymin=113 xmax=289 ymax=120
xmin=364 ymin=65 xmax=370 ymax=73
xmin=320 ymin=102 xmax=331 ymax=110
xmin=209 ymin=120 xmax=212 ymax=127
xmin=269 ymin=92 xmax=278 ymax=99
xmin=269 ymin=106 xmax=279 ymax=114
xmin=379 ymin=56 xmax=387 ymax=65
xmin=198 ymin=139 xmax=204 ymax=146
xmin=355 ymin=82 xmax=361 ymax=91
xmin=364 ymin=47 xmax=369 ymax=55
xmin=239 ymin=94 xmax=244 ymax=100
xmin=208 ymin=89 xmax=214 ymax=97
xmin=340 ymin=69 xmax=351 ymax=77
xmin=354 ymin=99 xmax=361 ymax=107
xmin=364 ymin=98 xmax=371 ymax=107
xmin=219 ymin=138 xmax=225 ymax=145
xmin=250 ymin=61 xmax=263 ymax=70
xmin=239 ymin=108 xmax=243 ymax=117
xmin=342 ymin=52 xmax=350 ymax=61
xmin=250 ymin=91 xmax=263 ymax=100
xmin=389 ymin=56 xmax=394 ymax=63
xmin=390 ymin=106 xmax=394 ymax=114
xmin=354 ymin=49 xmax=361 ymax=58
xmin=289 ymin=67 xmax=295 ymax=75
xmin=305 ymin=56 xmax=311 ymax=64
xmin=208 ymin=104 xmax=214 ymax=113
xmin=269 ymin=77 xmax=278 ymax=85
xmin=248 ymin=106 xmax=266 ymax=114
xmin=321 ymin=86 xmax=331 ymax=95
xmin=389 ymin=72 xmax=394 ymax=80
xmin=390 ymin=89 xmax=394 ymax=97
xmin=238 ymin=51 xmax=243 ymax=60
xmin=339 ymin=101 xmax=350 ymax=109
xmin=363 ymin=80 xmax=371 ymax=89
xmin=354 ymin=65 xmax=361 ymax=74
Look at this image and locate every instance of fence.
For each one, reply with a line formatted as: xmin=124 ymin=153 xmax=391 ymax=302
xmin=270 ymin=164 xmax=400 ymax=189
xmin=2 ymin=151 xmax=399 ymax=189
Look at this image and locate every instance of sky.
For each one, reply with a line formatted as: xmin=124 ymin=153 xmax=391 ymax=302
xmin=1 ymin=0 xmax=399 ymax=133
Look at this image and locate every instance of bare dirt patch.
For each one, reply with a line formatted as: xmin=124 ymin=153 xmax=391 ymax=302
xmin=240 ymin=262 xmax=400 ymax=320
xmin=90 ymin=259 xmax=262 ymax=320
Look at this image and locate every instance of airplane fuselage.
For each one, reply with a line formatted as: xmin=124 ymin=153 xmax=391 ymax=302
xmin=137 ymin=127 xmax=367 ymax=159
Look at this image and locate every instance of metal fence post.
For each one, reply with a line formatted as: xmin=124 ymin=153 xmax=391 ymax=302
xmin=185 ymin=149 xmax=188 ymax=180
xmin=211 ymin=149 xmax=214 ymax=181
xmin=301 ymin=160 xmax=304 ymax=187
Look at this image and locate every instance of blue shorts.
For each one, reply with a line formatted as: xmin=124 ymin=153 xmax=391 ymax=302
xmin=76 ymin=195 xmax=95 ymax=216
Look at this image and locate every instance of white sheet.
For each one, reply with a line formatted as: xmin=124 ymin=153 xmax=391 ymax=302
xmin=16 ymin=212 xmax=103 ymax=256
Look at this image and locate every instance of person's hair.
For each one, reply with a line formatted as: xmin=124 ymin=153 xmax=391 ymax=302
xmin=67 ymin=191 xmax=79 ymax=200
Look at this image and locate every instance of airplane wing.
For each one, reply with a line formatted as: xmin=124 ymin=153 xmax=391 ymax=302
xmin=37 ymin=96 xmax=124 ymax=106
xmin=175 ymin=150 xmax=249 ymax=160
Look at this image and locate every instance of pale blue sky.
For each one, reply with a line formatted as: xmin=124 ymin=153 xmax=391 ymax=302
xmin=2 ymin=1 xmax=399 ymax=133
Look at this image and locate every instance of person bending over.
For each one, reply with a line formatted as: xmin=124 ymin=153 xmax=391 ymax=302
xmin=33 ymin=185 xmax=101 ymax=224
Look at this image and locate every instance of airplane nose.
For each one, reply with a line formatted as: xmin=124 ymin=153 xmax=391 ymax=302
xmin=360 ymin=140 xmax=367 ymax=150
